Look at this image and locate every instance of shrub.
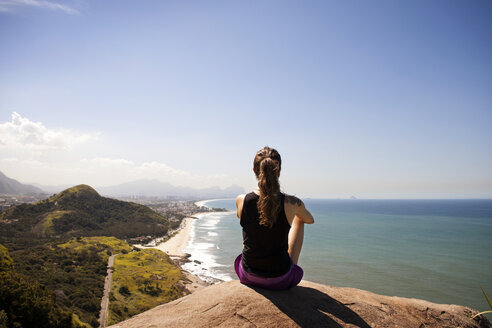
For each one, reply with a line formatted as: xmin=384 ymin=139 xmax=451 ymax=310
xmin=118 ymin=286 xmax=131 ymax=296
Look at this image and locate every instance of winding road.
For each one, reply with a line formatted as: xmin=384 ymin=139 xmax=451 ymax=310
xmin=99 ymin=254 xmax=116 ymax=328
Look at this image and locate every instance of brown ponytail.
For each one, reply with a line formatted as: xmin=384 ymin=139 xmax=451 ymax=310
xmin=253 ymin=147 xmax=282 ymax=228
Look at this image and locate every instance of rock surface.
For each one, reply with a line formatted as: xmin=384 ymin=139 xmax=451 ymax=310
xmin=109 ymin=280 xmax=490 ymax=328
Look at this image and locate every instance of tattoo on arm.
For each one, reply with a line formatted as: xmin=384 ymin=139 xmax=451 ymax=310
xmin=286 ymin=195 xmax=303 ymax=207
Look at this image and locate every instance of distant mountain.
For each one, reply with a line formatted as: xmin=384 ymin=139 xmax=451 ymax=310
xmin=96 ymin=179 xmax=245 ymax=199
xmin=0 ymin=184 xmax=170 ymax=250
xmin=0 ymin=171 xmax=45 ymax=195
xmin=30 ymin=183 xmax=72 ymax=194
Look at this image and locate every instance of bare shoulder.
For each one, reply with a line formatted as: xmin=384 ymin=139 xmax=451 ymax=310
xmin=284 ymin=194 xmax=304 ymax=207
xmin=284 ymin=194 xmax=314 ymax=224
xmin=236 ymin=194 xmax=246 ymax=204
xmin=235 ymin=194 xmax=246 ymax=219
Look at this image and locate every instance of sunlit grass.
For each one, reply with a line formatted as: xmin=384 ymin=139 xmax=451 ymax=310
xmin=71 ymin=313 xmax=91 ymax=328
xmin=58 ymin=236 xmax=132 ymax=261
xmin=108 ymin=248 xmax=186 ymax=326
xmin=39 ymin=210 xmax=71 ymax=236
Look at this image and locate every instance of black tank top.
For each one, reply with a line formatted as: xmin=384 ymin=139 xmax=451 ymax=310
xmin=240 ymin=192 xmax=291 ymax=277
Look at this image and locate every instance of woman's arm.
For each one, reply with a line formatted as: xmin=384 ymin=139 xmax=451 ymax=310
xmin=235 ymin=194 xmax=245 ymax=219
xmin=285 ymin=195 xmax=315 ymax=224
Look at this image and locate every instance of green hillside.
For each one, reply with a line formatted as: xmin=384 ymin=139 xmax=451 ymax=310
xmin=10 ymin=236 xmax=133 ymax=327
xmin=0 ymin=184 xmax=170 ymax=250
xmin=0 ymin=185 xmax=185 ymax=328
xmin=0 ymin=243 xmax=78 ymax=328
xmin=108 ymin=248 xmax=186 ymax=325
xmin=0 ymin=244 xmax=13 ymax=271
xmin=6 ymin=237 xmax=188 ymax=328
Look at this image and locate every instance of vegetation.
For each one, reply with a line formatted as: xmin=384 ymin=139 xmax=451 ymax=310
xmin=0 ymin=184 xmax=170 ymax=251
xmin=35 ymin=210 xmax=72 ymax=237
xmin=0 ymin=185 xmax=187 ymax=327
xmin=472 ymin=288 xmax=492 ymax=320
xmin=0 ymin=270 xmax=75 ymax=328
xmin=0 ymin=243 xmax=77 ymax=328
xmin=0 ymin=244 xmax=12 ymax=271
xmin=57 ymin=236 xmax=132 ymax=257
xmin=107 ymin=249 xmax=186 ymax=326
xmin=10 ymin=236 xmax=132 ymax=327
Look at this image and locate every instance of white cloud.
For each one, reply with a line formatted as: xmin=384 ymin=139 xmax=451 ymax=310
xmin=0 ymin=112 xmax=99 ymax=152
xmin=82 ymin=157 xmax=135 ymax=168
xmin=0 ymin=0 xmax=79 ymax=15
xmin=4 ymin=156 xmax=231 ymax=188
xmin=79 ymin=157 xmax=231 ymax=187
xmin=0 ymin=113 xmax=235 ymax=189
xmin=138 ymin=161 xmax=191 ymax=177
xmin=0 ymin=157 xmax=18 ymax=162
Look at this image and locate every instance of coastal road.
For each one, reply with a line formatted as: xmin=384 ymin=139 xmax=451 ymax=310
xmin=99 ymin=254 xmax=116 ymax=328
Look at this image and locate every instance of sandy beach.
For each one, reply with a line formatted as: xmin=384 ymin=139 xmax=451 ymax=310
xmin=138 ymin=210 xmax=234 ymax=292
xmin=153 ymin=212 xmax=212 ymax=256
xmin=149 ymin=214 xmax=211 ymax=292
xmin=154 ymin=217 xmax=193 ymax=257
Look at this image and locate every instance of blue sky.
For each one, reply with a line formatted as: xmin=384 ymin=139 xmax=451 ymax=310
xmin=0 ymin=0 xmax=491 ymax=198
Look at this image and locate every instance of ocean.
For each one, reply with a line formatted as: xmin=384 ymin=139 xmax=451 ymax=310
xmin=182 ymin=198 xmax=492 ymax=312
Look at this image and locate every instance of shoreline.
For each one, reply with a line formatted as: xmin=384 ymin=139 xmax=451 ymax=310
xmin=140 ymin=211 xmax=219 ymax=293
xmin=194 ymin=198 xmax=233 ymax=207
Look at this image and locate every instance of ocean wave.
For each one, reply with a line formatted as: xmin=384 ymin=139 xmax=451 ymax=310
xmin=183 ymin=211 xmax=238 ymax=283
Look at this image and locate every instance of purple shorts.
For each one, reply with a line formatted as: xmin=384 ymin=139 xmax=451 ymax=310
xmin=234 ymin=254 xmax=303 ymax=290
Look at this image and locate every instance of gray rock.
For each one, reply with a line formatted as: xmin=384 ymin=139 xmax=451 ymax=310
xmin=109 ymin=280 xmax=491 ymax=328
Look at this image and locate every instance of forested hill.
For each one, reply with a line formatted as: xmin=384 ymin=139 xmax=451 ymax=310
xmin=0 ymin=184 xmax=170 ymax=250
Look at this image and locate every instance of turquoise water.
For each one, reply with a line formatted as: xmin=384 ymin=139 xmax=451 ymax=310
xmin=183 ymin=198 xmax=492 ymax=312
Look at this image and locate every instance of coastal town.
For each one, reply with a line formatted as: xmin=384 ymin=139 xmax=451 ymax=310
xmin=0 ymin=192 xmax=226 ymax=218
xmin=0 ymin=194 xmax=46 ymax=211
xmin=119 ymin=198 xmax=227 ymax=218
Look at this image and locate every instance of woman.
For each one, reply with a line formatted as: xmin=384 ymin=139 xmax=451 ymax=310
xmin=234 ymin=146 xmax=315 ymax=290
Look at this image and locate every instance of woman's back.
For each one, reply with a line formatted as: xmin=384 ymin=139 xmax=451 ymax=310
xmin=240 ymin=192 xmax=291 ymax=277
xmin=234 ymin=146 xmax=314 ymax=290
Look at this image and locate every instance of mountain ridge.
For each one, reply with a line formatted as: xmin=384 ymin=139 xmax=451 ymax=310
xmin=95 ymin=179 xmax=244 ymax=198
xmin=0 ymin=170 xmax=45 ymax=195
xmin=30 ymin=179 xmax=245 ymax=198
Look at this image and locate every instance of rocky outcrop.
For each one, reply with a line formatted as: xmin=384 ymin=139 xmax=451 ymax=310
xmin=109 ymin=280 xmax=491 ymax=328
